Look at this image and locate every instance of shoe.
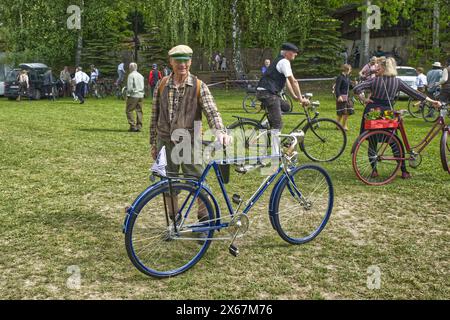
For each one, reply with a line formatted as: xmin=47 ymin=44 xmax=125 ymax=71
xmin=128 ymin=127 xmax=138 ymax=132
xmin=370 ymin=171 xmax=379 ymax=178
xmin=80 ymin=101 xmax=84 ymax=104
xmin=401 ymin=171 xmax=412 ymax=179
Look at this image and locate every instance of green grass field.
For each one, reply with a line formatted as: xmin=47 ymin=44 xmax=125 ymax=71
xmin=0 ymin=88 xmax=448 ymax=299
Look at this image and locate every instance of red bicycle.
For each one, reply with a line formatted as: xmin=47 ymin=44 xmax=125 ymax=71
xmin=352 ymin=103 xmax=449 ymax=186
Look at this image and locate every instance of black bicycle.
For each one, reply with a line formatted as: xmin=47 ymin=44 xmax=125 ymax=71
xmin=229 ymin=93 xmax=347 ymax=162
xmin=243 ymin=87 xmax=293 ymax=114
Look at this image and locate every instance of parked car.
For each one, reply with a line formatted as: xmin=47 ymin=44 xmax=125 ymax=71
xmin=396 ymin=66 xmax=418 ymax=98
xmin=4 ymin=63 xmax=60 ymax=100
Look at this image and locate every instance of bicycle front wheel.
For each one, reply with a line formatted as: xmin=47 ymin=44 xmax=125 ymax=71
xmin=301 ymin=118 xmax=347 ymax=162
xmin=422 ymin=102 xmax=439 ymax=123
xmin=271 ymin=164 xmax=333 ymax=244
xmin=243 ymin=93 xmax=262 ymax=113
xmin=441 ymin=129 xmax=450 ymax=173
xmin=352 ymin=130 xmax=404 ymax=186
xmin=124 ymin=182 xmax=215 ymax=278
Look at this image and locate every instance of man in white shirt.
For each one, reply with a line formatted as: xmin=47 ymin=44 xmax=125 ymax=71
xmin=74 ymin=67 xmax=89 ymax=104
xmin=126 ymin=63 xmax=145 ymax=132
xmin=116 ymin=62 xmax=125 ymax=86
xmin=256 ymin=42 xmax=309 ymax=130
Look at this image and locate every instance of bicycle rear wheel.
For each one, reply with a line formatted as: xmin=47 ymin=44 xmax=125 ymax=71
xmin=243 ymin=93 xmax=263 ymax=113
xmin=124 ymin=182 xmax=215 ymax=278
xmin=441 ymin=129 xmax=450 ymax=173
xmin=352 ymin=130 xmax=404 ymax=186
xmin=301 ymin=118 xmax=347 ymax=162
xmin=271 ymin=164 xmax=333 ymax=244
xmin=422 ymin=102 xmax=439 ymax=122
xmin=227 ymin=120 xmax=268 ymax=157
xmin=407 ymin=98 xmax=422 ymax=118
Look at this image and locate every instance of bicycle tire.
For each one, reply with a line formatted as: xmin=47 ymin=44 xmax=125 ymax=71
xmin=125 ymin=181 xmax=215 ymax=278
xmin=422 ymin=102 xmax=439 ymax=123
xmin=407 ymin=98 xmax=422 ymax=118
xmin=283 ymin=93 xmax=294 ymax=113
xmin=301 ymin=118 xmax=347 ymax=162
xmin=271 ymin=164 xmax=333 ymax=244
xmin=242 ymin=93 xmax=263 ymax=113
xmin=352 ymin=130 xmax=404 ymax=186
xmin=440 ymin=129 xmax=450 ymax=173
xmin=227 ymin=119 xmax=268 ymax=153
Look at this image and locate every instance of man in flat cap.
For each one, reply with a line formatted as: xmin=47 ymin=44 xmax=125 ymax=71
xmin=150 ymin=44 xmax=231 ymax=224
xmin=256 ymin=42 xmax=310 ymax=131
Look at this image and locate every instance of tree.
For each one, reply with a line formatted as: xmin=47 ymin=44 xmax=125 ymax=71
xmin=289 ymin=3 xmax=343 ymax=77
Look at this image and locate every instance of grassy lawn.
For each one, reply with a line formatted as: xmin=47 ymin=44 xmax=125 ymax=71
xmin=0 ymin=87 xmax=448 ymax=300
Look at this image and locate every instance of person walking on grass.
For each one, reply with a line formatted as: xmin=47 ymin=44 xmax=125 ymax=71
xmin=74 ymin=67 xmax=89 ymax=104
xmin=148 ymin=64 xmax=162 ymax=98
xmin=335 ymin=64 xmax=354 ymax=131
xmin=126 ymin=63 xmax=145 ymax=132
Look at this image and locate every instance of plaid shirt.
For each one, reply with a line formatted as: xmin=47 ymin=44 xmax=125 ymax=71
xmin=150 ymin=73 xmax=225 ymax=147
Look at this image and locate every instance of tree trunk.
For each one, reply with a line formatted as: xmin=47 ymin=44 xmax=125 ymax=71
xmin=75 ymin=0 xmax=84 ymax=67
xmin=432 ymin=0 xmax=440 ymax=60
xmin=360 ymin=0 xmax=371 ymax=68
xmin=231 ymin=0 xmax=244 ymax=79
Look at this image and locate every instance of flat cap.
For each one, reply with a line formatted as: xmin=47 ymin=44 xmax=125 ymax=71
xmin=281 ymin=42 xmax=299 ymax=53
xmin=168 ymin=45 xmax=193 ymax=60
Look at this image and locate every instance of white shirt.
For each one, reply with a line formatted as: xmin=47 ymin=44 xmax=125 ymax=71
xmin=257 ymin=58 xmax=293 ymax=91
xmin=416 ymin=74 xmax=428 ymax=88
xmin=276 ymin=58 xmax=293 ymax=78
xmin=74 ymin=71 xmax=89 ymax=84
xmin=127 ymin=71 xmax=145 ymax=98
xmin=118 ymin=63 xmax=125 ymax=73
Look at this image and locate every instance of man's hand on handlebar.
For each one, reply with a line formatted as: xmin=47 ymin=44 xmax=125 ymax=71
xmin=300 ymin=97 xmax=310 ymax=106
xmin=216 ymin=131 xmax=232 ymax=146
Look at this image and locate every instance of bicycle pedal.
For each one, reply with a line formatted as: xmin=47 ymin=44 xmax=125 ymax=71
xmin=229 ymin=245 xmax=239 ymax=257
xmin=232 ymin=194 xmax=242 ymax=205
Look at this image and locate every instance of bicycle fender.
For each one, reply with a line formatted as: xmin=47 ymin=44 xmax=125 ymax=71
xmin=351 ymin=131 xmax=370 ymax=154
xmin=123 ymin=180 xmax=167 ymax=233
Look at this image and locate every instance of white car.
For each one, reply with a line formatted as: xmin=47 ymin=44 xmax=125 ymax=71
xmin=396 ymin=66 xmax=418 ymax=97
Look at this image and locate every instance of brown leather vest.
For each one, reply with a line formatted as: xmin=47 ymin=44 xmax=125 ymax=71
xmin=156 ymin=76 xmax=202 ymax=142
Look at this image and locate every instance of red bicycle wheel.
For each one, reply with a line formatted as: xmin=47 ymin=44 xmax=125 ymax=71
xmin=440 ymin=129 xmax=450 ymax=173
xmin=352 ymin=130 xmax=404 ymax=186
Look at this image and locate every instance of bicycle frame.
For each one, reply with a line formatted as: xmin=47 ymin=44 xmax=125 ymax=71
xmin=167 ymin=155 xmax=287 ymax=234
xmin=371 ymin=108 xmax=448 ymax=162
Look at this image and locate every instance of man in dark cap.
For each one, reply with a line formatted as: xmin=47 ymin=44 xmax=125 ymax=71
xmin=256 ymin=42 xmax=310 ymax=131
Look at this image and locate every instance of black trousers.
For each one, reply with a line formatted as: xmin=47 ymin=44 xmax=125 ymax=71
xmin=256 ymin=91 xmax=291 ymax=130
xmin=75 ymin=83 xmax=85 ymax=102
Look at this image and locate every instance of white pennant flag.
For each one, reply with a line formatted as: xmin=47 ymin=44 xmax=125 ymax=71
xmin=151 ymin=146 xmax=167 ymax=177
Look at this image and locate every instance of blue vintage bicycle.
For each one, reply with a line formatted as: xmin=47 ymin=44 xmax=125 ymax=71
xmin=123 ymin=133 xmax=334 ymax=278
